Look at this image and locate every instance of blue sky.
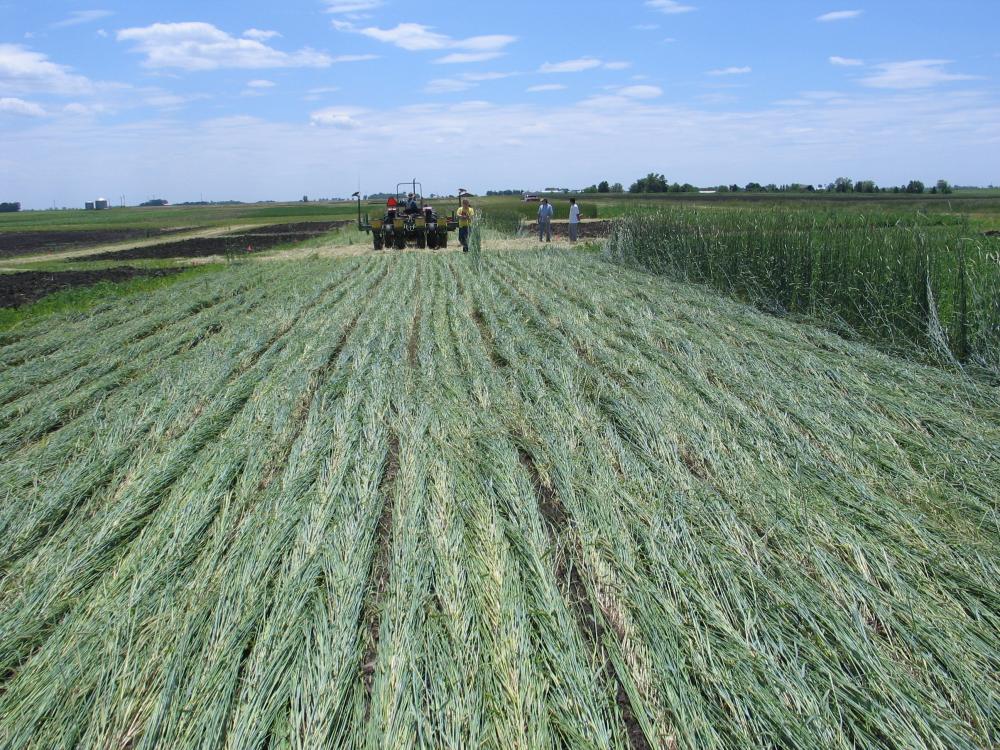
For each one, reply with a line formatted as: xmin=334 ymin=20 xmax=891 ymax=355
xmin=1 ymin=1 xmax=998 ymax=208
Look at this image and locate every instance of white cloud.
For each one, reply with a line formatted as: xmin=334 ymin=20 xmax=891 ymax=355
xmin=604 ymin=61 xmax=632 ymax=70
xmin=52 ymin=10 xmax=114 ymax=29
xmin=117 ymin=22 xmax=332 ymax=70
xmin=435 ymin=52 xmax=503 ymax=64
xmin=247 ymin=79 xmax=276 ymax=88
xmin=0 ymin=44 xmax=94 ymax=95
xmin=243 ymin=29 xmax=281 ymax=41
xmin=424 ymin=78 xmax=476 ymax=94
xmin=460 ymin=72 xmax=516 ymax=81
xmin=527 ymin=84 xmax=566 ymax=92
xmin=817 ymin=10 xmax=863 ymax=22
xmin=540 ymin=57 xmax=603 ymax=74
xmin=303 ymin=86 xmax=339 ymax=101
xmin=707 ymin=66 xmax=752 ymax=76
xmin=0 ymin=96 xmax=45 ymax=117
xmin=350 ymin=22 xmax=516 ymax=62
xmin=634 ymin=24 xmax=660 ymax=31
xmin=618 ymin=85 xmax=663 ymax=99
xmin=647 ymin=0 xmax=696 ymax=14
xmin=861 ymin=59 xmax=981 ymax=89
xmin=829 ymin=56 xmax=863 ymax=66
xmin=310 ymin=106 xmax=364 ymax=128
xmin=331 ymin=54 xmax=379 ymax=63
xmin=325 ymin=0 xmax=382 ymax=12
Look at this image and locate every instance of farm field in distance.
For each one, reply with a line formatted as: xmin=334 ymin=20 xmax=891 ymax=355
xmin=0 ymin=195 xmax=998 ymax=748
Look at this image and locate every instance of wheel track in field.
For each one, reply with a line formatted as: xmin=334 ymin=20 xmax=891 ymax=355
xmin=516 ymin=445 xmax=654 ymax=750
xmin=0 ymin=264 xmax=382 ymax=581
xmin=475 ymin=260 xmax=682 ymax=746
xmin=361 ymin=428 xmax=399 ymax=723
xmin=445 ymin=257 xmax=660 ymax=748
xmin=0 ymin=262 xmax=393 ymax=708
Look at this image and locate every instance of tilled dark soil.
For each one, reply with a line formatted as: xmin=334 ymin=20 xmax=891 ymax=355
xmin=88 ymin=221 xmax=352 ymax=261
xmin=0 ymin=267 xmax=184 ymax=308
xmin=0 ymin=228 xmax=188 ymax=259
xmin=240 ymin=221 xmax=351 ymax=235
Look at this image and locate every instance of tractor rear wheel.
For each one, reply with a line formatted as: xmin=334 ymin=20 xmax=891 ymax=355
xmin=394 ymin=234 xmax=406 ymax=250
xmin=373 ymin=234 xmax=383 ymax=250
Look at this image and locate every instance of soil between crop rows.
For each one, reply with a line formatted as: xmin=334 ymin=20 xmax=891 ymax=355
xmin=0 ymin=267 xmax=184 ymax=308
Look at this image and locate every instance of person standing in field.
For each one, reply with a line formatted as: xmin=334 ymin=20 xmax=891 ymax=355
xmin=568 ymin=198 xmax=581 ymax=242
xmin=537 ymin=198 xmax=554 ymax=243
xmin=457 ymin=198 xmax=474 ymax=253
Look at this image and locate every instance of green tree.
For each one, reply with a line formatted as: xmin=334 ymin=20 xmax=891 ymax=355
xmin=905 ymin=180 xmax=925 ymax=194
xmin=936 ymin=179 xmax=952 ymax=194
xmin=629 ymin=173 xmax=669 ymax=193
xmin=597 ymin=180 xmax=610 ymax=193
xmin=610 ymin=182 xmax=624 ymax=193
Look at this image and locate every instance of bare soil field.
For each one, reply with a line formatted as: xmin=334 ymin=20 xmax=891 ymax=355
xmin=87 ymin=221 xmax=352 ymax=261
xmin=0 ymin=228 xmax=188 ymax=259
xmin=524 ymin=219 xmax=613 ymax=238
xmin=0 ymin=267 xmax=184 ymax=307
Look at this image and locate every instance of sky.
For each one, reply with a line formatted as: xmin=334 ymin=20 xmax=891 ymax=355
xmin=1 ymin=1 xmax=998 ymax=208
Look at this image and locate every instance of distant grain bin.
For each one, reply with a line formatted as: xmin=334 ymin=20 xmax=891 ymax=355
xmin=85 ymin=201 xmax=95 ymax=210
xmin=94 ymin=198 xmax=110 ymax=210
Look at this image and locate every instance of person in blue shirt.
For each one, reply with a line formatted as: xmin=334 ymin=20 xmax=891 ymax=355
xmin=537 ymin=198 xmax=554 ymax=242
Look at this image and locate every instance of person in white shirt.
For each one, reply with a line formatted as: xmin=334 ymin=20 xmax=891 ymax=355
xmin=538 ymin=198 xmax=554 ymax=242
xmin=568 ymin=198 xmax=581 ymax=242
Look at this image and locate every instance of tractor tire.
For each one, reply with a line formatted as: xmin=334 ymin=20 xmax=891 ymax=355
xmin=439 ymin=231 xmax=448 ymax=249
xmin=373 ymin=234 xmax=383 ymax=250
xmin=416 ymin=233 xmax=426 ymax=249
xmin=395 ymin=234 xmax=406 ymax=250
xmin=427 ymin=234 xmax=438 ymax=250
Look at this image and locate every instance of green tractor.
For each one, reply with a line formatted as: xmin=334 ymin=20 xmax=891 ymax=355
xmin=354 ymin=180 xmax=458 ymax=251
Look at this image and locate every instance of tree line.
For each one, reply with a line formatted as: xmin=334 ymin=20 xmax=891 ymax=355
xmin=620 ymin=173 xmax=953 ymax=195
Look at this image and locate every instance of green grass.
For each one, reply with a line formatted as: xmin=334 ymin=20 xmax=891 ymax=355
xmin=0 ymin=264 xmax=224 ymax=331
xmin=0 ymin=248 xmax=997 ymax=749
xmin=604 ymin=205 xmax=1000 ymax=378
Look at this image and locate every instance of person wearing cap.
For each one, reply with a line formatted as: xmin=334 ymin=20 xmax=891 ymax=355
xmin=405 ymin=193 xmax=420 ymax=215
xmin=537 ymin=198 xmax=554 ymax=243
xmin=457 ymin=198 xmax=475 ymax=253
